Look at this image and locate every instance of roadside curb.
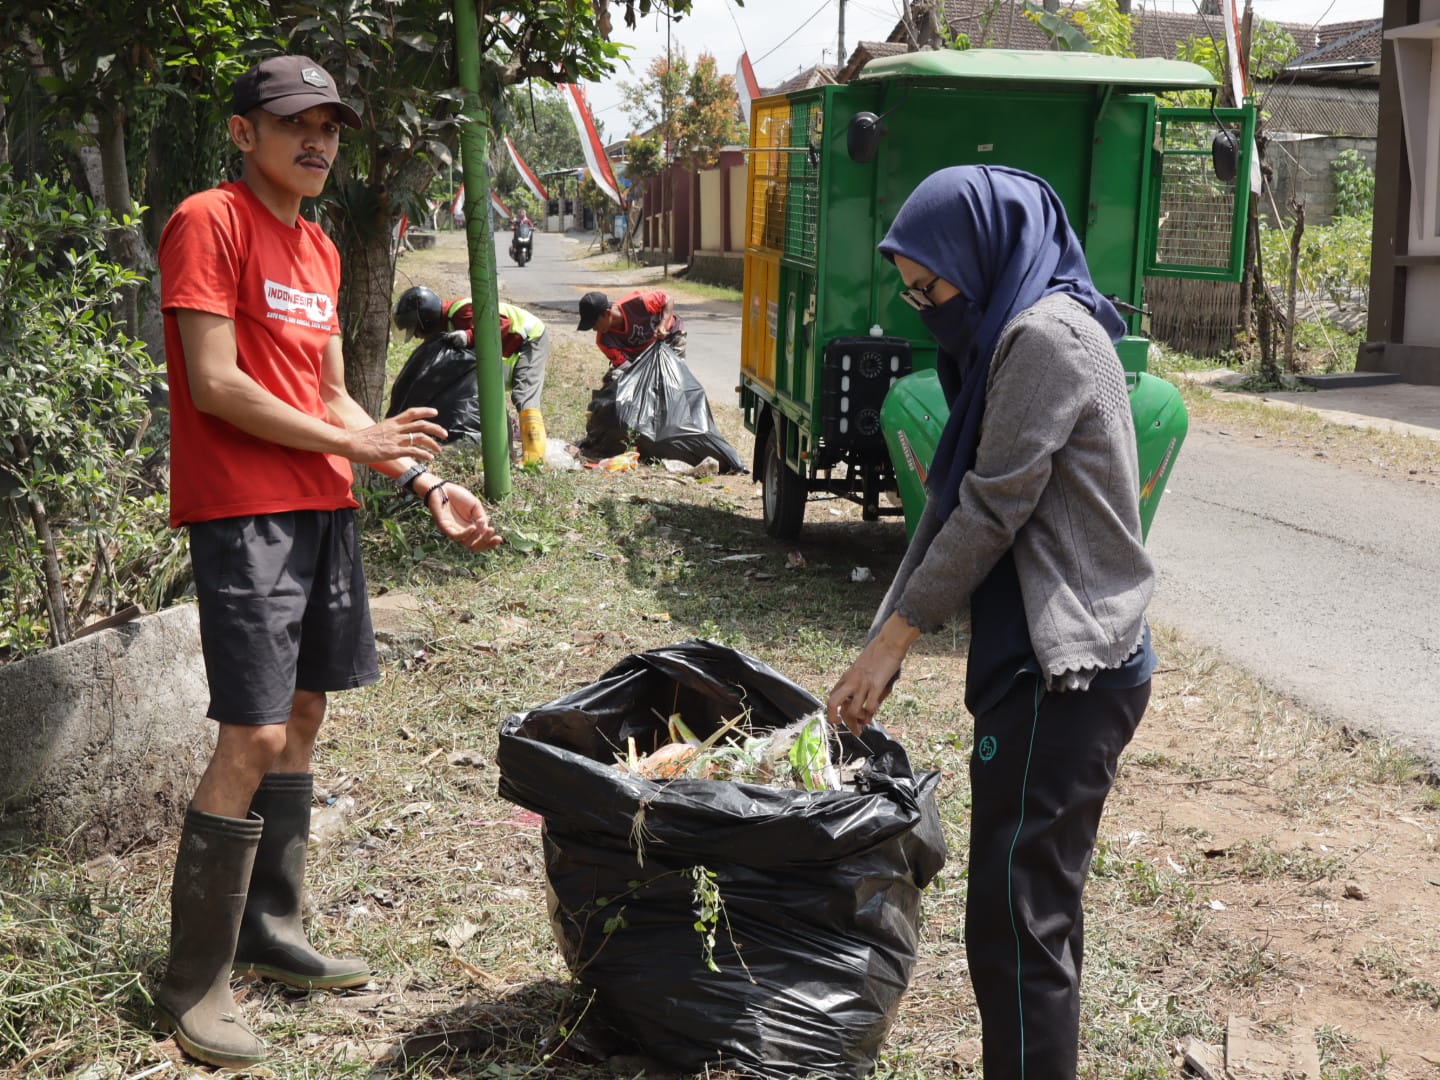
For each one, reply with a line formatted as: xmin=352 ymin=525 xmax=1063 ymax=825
xmin=1173 ymin=369 xmax=1440 ymax=443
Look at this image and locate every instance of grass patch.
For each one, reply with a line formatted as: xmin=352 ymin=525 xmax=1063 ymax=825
xmin=5 ymin=329 xmax=1440 ymax=1077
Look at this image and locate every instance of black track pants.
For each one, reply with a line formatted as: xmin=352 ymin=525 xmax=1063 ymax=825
xmin=964 ymin=676 xmax=1151 ymax=1080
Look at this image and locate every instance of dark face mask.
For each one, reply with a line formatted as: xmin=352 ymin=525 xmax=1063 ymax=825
xmin=918 ymin=293 xmax=984 ymax=357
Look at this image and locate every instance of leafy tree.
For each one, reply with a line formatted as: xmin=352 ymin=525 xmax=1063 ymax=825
xmin=1022 ymin=0 xmax=1132 ymax=55
xmin=0 ymin=172 xmax=167 ymax=651
xmin=2 ymin=0 xmax=270 ymax=339
xmin=620 ymin=132 xmax=663 ymax=258
xmin=1174 ymin=20 xmax=1299 ymax=87
xmin=675 ymin=53 xmax=744 ymax=171
xmin=276 ymin=0 xmax=710 ymax=417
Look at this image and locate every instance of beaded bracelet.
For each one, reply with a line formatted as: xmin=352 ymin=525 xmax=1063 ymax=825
xmin=423 ymin=480 xmax=451 ymax=509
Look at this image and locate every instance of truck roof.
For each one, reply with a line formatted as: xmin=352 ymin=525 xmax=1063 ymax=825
xmin=855 ymin=48 xmax=1219 ymax=90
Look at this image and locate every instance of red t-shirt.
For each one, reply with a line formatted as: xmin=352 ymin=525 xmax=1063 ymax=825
xmin=160 ymin=181 xmax=357 ymax=526
xmin=595 ymin=290 xmax=678 ymax=367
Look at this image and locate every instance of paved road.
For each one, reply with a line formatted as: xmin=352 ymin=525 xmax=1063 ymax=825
xmin=501 ymin=233 xmax=1440 ymax=755
xmin=1147 ymin=429 xmax=1440 ymax=756
xmin=493 ymin=230 xmax=744 ymax=408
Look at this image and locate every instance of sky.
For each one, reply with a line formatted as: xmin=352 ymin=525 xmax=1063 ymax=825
xmin=581 ymin=0 xmax=1384 ymax=139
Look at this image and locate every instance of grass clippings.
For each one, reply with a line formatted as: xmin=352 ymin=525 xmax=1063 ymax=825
xmin=4 ymin=328 xmax=1440 ymax=1080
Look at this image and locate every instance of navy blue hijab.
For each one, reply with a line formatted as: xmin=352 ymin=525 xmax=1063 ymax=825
xmin=878 ymin=165 xmax=1126 ymax=520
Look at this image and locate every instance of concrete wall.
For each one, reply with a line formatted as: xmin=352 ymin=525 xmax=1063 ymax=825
xmin=689 ymin=251 xmax=744 ymax=288
xmin=0 ymin=604 xmax=213 ymax=853
xmin=699 ymin=169 xmax=724 ymax=251
xmin=1267 ymin=136 xmax=1377 ymax=225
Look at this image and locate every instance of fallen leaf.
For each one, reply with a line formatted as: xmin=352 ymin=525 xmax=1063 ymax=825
xmin=436 ymin=915 xmax=488 ymax=949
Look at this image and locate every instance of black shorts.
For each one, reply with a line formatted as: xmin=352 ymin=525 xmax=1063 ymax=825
xmin=189 ymin=509 xmax=380 ymax=725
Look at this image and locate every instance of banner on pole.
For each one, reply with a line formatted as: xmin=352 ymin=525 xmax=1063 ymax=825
xmin=562 ymin=82 xmax=623 ymax=207
xmin=734 ymin=51 xmax=760 ymax=127
xmin=504 ymin=136 xmax=550 ymax=202
xmin=490 ymin=190 xmax=512 ymax=221
xmin=451 ymin=183 xmax=465 ymax=217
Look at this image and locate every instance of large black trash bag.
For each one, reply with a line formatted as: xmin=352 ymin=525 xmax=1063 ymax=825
xmin=386 ymin=337 xmax=482 ymax=443
xmin=580 ymin=342 xmax=746 ymax=472
xmin=497 ymin=640 xmax=946 ymax=1079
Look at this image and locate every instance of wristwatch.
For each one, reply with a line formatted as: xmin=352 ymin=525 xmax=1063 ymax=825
xmin=394 ymin=462 xmax=429 ymax=499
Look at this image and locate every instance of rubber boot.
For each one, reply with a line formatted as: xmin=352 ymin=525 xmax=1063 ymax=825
xmin=233 ymin=773 xmax=370 ymax=990
xmin=154 ymin=808 xmax=266 ymax=1068
xmin=519 ymin=407 xmax=547 ymax=466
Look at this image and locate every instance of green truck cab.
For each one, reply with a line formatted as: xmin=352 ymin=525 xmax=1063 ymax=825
xmin=738 ymin=49 xmax=1255 ymax=538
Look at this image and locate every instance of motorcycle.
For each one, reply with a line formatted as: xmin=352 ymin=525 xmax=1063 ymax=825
xmin=509 ymin=225 xmax=533 ymax=267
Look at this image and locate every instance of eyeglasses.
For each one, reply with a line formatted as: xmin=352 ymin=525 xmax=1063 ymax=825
xmin=898 ymin=276 xmax=943 ymax=311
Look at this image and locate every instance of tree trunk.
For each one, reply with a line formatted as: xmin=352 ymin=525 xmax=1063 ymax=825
xmin=0 ymin=94 xmax=8 ymax=168
xmin=1284 ymin=199 xmax=1305 ymax=371
xmin=25 ymin=493 xmax=70 ymax=647
xmin=336 ymin=215 xmax=395 ymax=420
xmin=96 ymin=98 xmax=154 ymax=341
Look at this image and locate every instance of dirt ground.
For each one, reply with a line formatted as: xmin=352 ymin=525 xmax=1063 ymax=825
xmin=375 ymin=234 xmax=1440 ymax=1077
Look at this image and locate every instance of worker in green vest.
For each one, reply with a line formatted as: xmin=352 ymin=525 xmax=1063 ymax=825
xmin=393 ymin=288 xmax=550 ymax=465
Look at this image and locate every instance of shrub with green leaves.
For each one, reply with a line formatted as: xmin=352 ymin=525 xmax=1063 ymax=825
xmin=1332 ymin=148 xmax=1375 ymax=219
xmin=0 ymin=170 xmax=173 ymax=654
xmin=1259 ymin=212 xmax=1372 ymax=309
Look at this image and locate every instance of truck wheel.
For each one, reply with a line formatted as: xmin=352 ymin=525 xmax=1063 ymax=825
xmin=762 ymin=424 xmax=807 ymax=539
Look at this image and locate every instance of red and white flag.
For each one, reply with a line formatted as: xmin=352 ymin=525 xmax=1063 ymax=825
xmin=451 ymin=183 xmax=465 ymax=217
xmin=504 ymin=136 xmax=549 ymax=202
xmin=490 ymin=190 xmax=512 ymax=221
xmin=562 ymin=82 xmax=623 ymax=207
xmin=734 ymin=51 xmax=761 ymax=127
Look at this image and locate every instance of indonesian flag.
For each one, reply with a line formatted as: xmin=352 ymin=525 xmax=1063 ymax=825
xmin=451 ymin=183 xmax=465 ymax=216
xmin=562 ymin=82 xmax=623 ymax=207
xmin=391 ymin=212 xmax=409 ymax=245
xmin=504 ymin=136 xmax=549 ymax=202
xmin=490 ymin=190 xmax=512 ymax=221
xmin=734 ymin=51 xmax=760 ymax=127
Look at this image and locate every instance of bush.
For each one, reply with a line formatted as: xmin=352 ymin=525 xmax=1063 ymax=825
xmin=0 ymin=171 xmax=177 ymax=656
xmin=1259 ymin=212 xmax=1372 ymax=309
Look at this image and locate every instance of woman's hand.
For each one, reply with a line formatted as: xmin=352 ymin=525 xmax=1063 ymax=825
xmin=422 ymin=481 xmax=503 ymax=552
xmin=345 ymin=407 xmax=448 ymax=464
xmin=826 ymin=614 xmax=921 ymax=737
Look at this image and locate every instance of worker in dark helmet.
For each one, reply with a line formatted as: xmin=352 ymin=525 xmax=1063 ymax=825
xmin=440 ymin=297 xmax=550 ymax=466
xmin=392 ymin=285 xmax=465 ymax=347
xmin=387 ymin=286 xmax=482 ymax=443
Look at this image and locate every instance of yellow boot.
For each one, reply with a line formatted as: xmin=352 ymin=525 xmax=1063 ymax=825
xmin=519 ymin=408 xmax=547 ymax=466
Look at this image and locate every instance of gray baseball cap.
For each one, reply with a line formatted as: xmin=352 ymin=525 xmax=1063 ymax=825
xmin=231 ymin=56 xmax=361 ymax=128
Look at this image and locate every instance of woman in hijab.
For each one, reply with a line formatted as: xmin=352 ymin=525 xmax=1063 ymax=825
xmin=826 ymin=165 xmax=1156 ymax=1080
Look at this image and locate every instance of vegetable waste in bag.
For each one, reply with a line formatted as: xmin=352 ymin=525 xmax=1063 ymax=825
xmin=497 ymin=640 xmax=946 ymax=1079
xmin=385 ymin=337 xmax=483 ymax=444
xmin=580 ymin=342 xmax=746 ymax=472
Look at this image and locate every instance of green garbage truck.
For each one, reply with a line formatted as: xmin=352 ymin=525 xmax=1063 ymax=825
xmin=738 ymin=49 xmax=1255 ymax=539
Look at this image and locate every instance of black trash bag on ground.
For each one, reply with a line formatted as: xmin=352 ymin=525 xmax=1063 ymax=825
xmin=580 ymin=342 xmax=745 ymax=472
xmin=497 ymin=640 xmax=946 ymax=1080
xmin=385 ymin=337 xmax=482 ymax=443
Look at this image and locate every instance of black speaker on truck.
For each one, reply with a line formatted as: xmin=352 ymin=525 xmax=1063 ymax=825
xmin=820 ymin=336 xmax=912 ymax=450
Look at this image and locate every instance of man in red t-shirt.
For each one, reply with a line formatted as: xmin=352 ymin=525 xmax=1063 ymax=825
xmin=153 ymin=56 xmax=501 ymax=1070
xmin=576 ymin=288 xmax=687 ymax=368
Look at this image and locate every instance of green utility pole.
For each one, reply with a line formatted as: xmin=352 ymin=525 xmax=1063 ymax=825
xmin=453 ymin=0 xmax=511 ymax=500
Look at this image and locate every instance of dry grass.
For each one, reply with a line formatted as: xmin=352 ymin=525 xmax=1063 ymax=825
xmin=4 ymin=332 xmax=1440 ymax=1079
